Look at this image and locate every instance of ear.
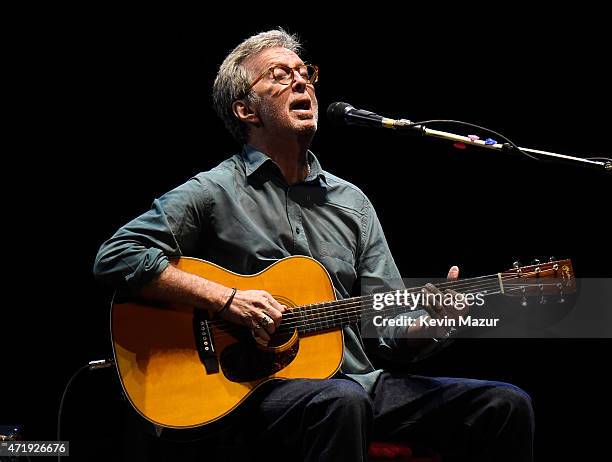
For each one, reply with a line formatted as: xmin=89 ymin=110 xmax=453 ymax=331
xmin=232 ymin=100 xmax=260 ymax=126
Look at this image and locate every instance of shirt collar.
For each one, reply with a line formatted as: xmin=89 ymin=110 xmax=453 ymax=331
xmin=241 ymin=144 xmax=328 ymax=187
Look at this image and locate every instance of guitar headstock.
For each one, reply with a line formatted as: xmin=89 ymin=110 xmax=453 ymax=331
xmin=501 ymin=257 xmax=576 ymax=304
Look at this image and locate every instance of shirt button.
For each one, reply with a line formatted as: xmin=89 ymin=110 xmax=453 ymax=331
xmin=296 ymin=227 xmax=301 ymax=234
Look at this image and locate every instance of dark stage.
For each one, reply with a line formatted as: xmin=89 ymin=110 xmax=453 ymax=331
xmin=5 ymin=9 xmax=611 ymax=461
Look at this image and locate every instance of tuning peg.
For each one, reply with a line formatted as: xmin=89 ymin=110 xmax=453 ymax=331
xmin=513 ymin=261 xmax=524 ymax=277
xmin=556 ymin=282 xmax=566 ymax=303
xmin=532 ymin=258 xmax=541 ymax=275
xmin=549 ymin=256 xmax=560 ymax=271
xmin=538 ymin=284 xmax=546 ymax=304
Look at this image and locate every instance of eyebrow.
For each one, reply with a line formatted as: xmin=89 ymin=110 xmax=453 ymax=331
xmin=266 ymin=61 xmax=305 ymax=68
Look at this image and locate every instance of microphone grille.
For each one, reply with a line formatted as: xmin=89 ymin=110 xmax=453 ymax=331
xmin=327 ymin=102 xmax=352 ymax=125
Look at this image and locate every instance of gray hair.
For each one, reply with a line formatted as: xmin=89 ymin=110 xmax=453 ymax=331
xmin=212 ymin=28 xmax=302 ymax=144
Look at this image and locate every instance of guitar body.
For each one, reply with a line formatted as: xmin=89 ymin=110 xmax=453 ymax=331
xmin=111 ymin=255 xmax=342 ymax=429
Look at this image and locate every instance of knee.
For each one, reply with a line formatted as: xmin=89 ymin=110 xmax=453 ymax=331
xmin=486 ymin=383 xmax=534 ymax=427
xmin=313 ymin=379 xmax=373 ymax=420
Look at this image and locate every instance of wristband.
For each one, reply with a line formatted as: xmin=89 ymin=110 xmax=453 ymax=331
xmin=216 ymin=288 xmax=237 ymax=317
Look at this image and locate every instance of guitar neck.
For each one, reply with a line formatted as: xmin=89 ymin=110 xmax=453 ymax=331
xmin=286 ymin=276 xmax=500 ymax=335
xmin=271 ymin=258 xmax=574 ymax=335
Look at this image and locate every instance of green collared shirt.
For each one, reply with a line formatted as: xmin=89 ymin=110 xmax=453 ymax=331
xmin=94 ymin=145 xmax=407 ymax=392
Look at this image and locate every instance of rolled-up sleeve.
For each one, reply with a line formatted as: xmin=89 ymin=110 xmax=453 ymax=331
xmin=93 ymin=176 xmax=211 ymax=290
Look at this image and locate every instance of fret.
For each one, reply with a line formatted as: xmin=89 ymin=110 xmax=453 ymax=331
xmin=297 ymin=304 xmax=307 ymax=333
xmin=330 ymin=303 xmax=338 ymax=328
xmin=306 ymin=301 xmax=320 ymax=333
xmin=315 ymin=300 xmax=326 ymax=331
xmin=323 ymin=300 xmax=332 ymax=330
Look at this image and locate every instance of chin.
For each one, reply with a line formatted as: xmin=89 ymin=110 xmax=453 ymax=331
xmin=295 ymin=121 xmax=317 ymax=137
xmin=294 ymin=114 xmax=318 ymax=131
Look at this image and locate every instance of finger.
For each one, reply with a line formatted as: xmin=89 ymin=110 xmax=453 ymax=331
xmin=263 ymin=306 xmax=284 ymax=328
xmin=424 ymin=283 xmax=442 ymax=295
xmin=252 ymin=325 xmax=271 ymax=343
xmin=447 ymin=265 xmax=460 ymax=281
xmin=252 ymin=333 xmax=269 ymax=347
xmin=446 ymin=288 xmax=470 ymax=313
xmin=443 ymin=288 xmax=459 ymax=312
xmin=256 ymin=312 xmax=276 ymax=335
xmin=264 ymin=293 xmax=286 ymax=313
xmin=422 ymin=284 xmax=443 ymax=315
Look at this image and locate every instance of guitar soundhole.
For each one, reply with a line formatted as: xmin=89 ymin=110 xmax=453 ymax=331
xmin=268 ymin=296 xmax=298 ymax=348
xmin=220 ymin=333 xmax=299 ymax=382
xmin=266 ymin=329 xmax=294 ymax=348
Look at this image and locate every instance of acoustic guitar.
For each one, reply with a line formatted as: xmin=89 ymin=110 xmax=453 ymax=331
xmin=111 ymin=255 xmax=574 ymax=429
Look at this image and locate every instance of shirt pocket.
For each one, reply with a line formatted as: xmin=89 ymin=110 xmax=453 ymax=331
xmin=320 ymin=240 xmax=357 ymax=295
xmin=320 ymin=240 xmax=355 ymax=265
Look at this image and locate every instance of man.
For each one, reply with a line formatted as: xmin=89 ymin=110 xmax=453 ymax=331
xmin=94 ymin=29 xmax=534 ymax=461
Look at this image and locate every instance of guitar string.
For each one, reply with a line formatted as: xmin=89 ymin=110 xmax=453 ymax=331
xmin=205 ymin=271 xmax=568 ymax=335
xmin=273 ymin=278 xmax=551 ymax=332
xmin=213 ymin=279 xmax=561 ymax=335
xmin=285 ymin=281 xmax=564 ymax=333
xmin=204 ymin=267 xmax=565 ymax=330
xmin=206 ymin=282 xmax=555 ymax=341
xmin=275 ymin=271 xmax=563 ymax=330
xmin=204 ymin=266 xmax=557 ymax=329
xmin=207 ymin=274 xmax=504 ymax=332
xmin=205 ymin=275 xmax=570 ymax=338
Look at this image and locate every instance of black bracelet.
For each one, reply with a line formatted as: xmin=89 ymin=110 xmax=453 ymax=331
xmin=216 ymin=288 xmax=237 ymax=317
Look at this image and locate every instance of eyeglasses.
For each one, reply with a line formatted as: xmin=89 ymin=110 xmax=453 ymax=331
xmin=244 ymin=64 xmax=319 ymax=94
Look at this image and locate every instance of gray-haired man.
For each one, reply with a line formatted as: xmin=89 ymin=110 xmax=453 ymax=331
xmin=95 ymin=29 xmax=534 ymax=461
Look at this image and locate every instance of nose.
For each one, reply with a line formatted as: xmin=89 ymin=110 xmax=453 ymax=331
xmin=291 ymin=70 xmax=308 ymax=92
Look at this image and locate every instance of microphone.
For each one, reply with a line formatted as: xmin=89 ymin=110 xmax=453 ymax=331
xmin=327 ymin=102 xmax=612 ymax=172
xmin=327 ymin=102 xmax=408 ymax=129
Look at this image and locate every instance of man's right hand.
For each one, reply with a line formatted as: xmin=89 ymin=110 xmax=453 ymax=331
xmin=218 ymin=289 xmax=287 ymax=343
xmin=139 ymin=265 xmax=286 ymax=343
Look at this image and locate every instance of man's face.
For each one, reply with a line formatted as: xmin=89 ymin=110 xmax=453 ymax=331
xmin=242 ymin=47 xmax=318 ymax=139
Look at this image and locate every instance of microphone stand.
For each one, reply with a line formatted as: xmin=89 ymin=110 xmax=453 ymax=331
xmin=384 ymin=118 xmax=612 ymax=172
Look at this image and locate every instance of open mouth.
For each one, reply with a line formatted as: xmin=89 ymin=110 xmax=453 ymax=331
xmin=290 ymin=99 xmax=312 ymax=111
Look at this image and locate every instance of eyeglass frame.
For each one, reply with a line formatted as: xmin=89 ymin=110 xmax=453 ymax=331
xmin=243 ymin=63 xmax=319 ymax=95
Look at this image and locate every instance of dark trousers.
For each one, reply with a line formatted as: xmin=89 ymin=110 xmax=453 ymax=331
xmin=247 ymin=372 xmax=534 ymax=462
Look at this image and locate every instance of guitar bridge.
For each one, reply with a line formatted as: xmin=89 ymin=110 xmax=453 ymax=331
xmin=193 ymin=310 xmax=219 ymax=374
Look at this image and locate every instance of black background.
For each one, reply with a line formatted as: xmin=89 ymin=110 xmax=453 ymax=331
xmin=5 ymin=7 xmax=611 ymax=460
